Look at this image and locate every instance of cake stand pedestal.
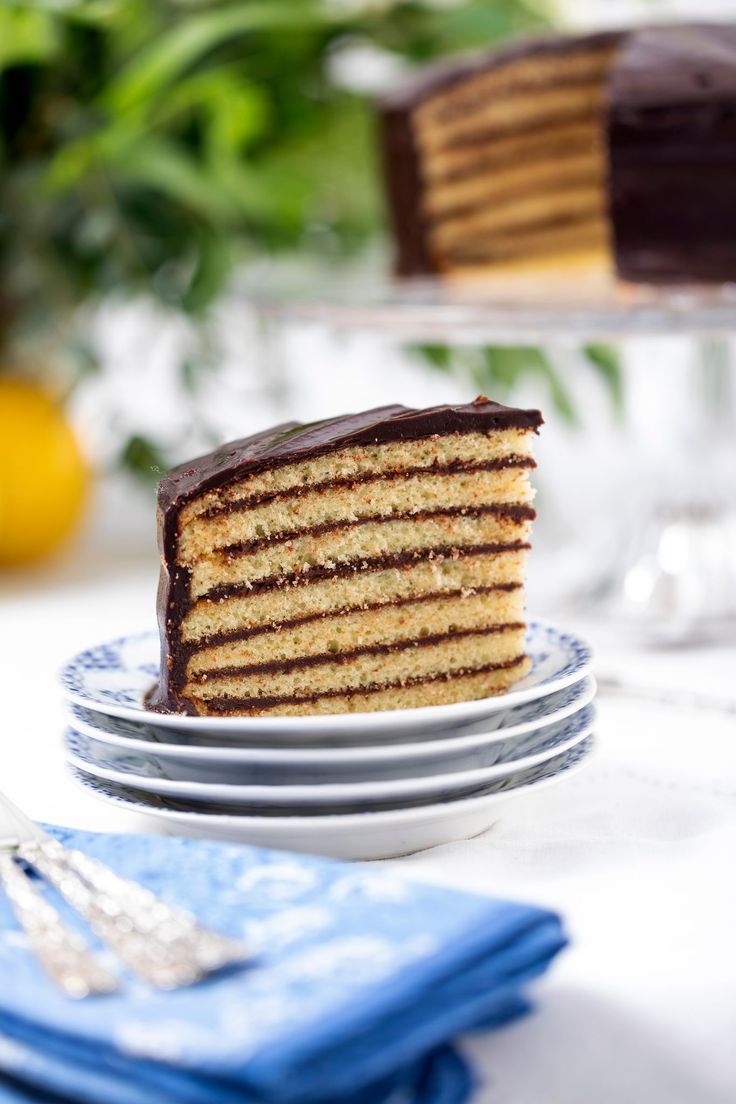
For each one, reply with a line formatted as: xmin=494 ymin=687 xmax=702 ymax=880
xmin=247 ymin=265 xmax=736 ymax=645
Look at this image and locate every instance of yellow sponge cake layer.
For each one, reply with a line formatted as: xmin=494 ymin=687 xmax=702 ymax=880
xmin=180 ymin=465 xmax=533 ymax=571
xmin=197 ymin=661 xmax=531 ymax=717
xmin=188 ymin=506 xmax=533 ymax=599
xmin=188 ymin=585 xmax=526 ymax=677
xmin=182 ymin=546 xmax=529 ymax=643
xmin=187 ymin=625 xmax=527 ymax=714
xmin=413 ymin=44 xmax=616 ymax=133
xmin=179 ymin=430 xmax=533 ymax=524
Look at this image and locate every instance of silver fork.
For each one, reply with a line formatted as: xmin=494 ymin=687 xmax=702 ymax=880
xmin=0 ymin=792 xmax=249 ymax=997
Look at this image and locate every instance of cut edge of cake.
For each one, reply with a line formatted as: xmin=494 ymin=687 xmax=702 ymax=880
xmin=151 ymin=398 xmax=542 ymax=717
xmin=379 ymin=29 xmax=622 ymax=281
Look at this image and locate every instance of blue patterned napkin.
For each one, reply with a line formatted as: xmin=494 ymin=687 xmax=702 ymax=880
xmin=0 ymin=828 xmax=566 ymax=1104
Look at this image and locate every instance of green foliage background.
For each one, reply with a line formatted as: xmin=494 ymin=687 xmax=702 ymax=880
xmin=0 ymin=0 xmax=548 ymax=344
xmin=0 ymin=0 xmax=620 ymax=477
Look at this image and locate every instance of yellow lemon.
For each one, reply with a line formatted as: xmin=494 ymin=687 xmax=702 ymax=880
xmin=0 ymin=377 xmax=88 ymax=565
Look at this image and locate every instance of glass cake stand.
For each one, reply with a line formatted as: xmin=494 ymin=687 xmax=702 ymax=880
xmin=246 ymin=263 xmax=736 ymax=644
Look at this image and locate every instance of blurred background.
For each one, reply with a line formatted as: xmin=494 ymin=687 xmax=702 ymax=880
xmin=2 ymin=0 xmax=736 ymax=647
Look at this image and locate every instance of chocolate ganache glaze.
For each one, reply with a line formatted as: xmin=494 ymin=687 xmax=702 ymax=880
xmin=608 ymin=24 xmax=736 ymax=283
xmin=151 ymin=398 xmax=542 ymax=713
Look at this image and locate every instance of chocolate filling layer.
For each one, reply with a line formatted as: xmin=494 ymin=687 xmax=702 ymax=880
xmin=187 ymin=582 xmax=522 ymax=652
xmin=196 ymin=540 xmax=529 ymax=606
xmin=189 ymin=621 xmax=525 ymax=683
xmin=160 ymin=402 xmax=542 ymax=518
xmin=218 ymin=503 xmax=535 ymax=560
xmin=427 ymin=172 xmax=600 ymax=223
xmin=440 ymin=209 xmax=600 ymax=250
xmin=194 ymin=655 xmax=528 ymax=714
xmin=444 ymin=216 xmax=604 ymax=263
xmin=197 ymin=456 xmax=535 ymax=523
xmin=421 ymin=107 xmax=600 ymax=155
xmin=426 ymin=70 xmax=611 ymax=126
xmin=436 ymin=132 xmax=597 ymax=185
xmin=381 ymin=30 xmax=620 ymax=113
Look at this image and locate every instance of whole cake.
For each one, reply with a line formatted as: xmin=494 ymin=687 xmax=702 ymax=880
xmin=380 ymin=23 xmax=736 ymax=283
xmin=152 ymin=398 xmax=542 ymax=716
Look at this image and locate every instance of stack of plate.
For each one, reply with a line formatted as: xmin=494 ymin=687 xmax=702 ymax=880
xmin=59 ymin=620 xmax=595 ymax=860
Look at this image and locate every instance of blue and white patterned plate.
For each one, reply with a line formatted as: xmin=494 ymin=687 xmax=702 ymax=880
xmin=59 ymin=621 xmax=593 ymax=743
xmin=66 ymin=676 xmax=595 ymax=769
xmin=68 ymin=736 xmax=596 ymax=860
xmin=63 ymin=704 xmax=594 ymax=804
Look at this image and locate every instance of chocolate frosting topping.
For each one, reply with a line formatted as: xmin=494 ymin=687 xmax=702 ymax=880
xmin=607 ymin=24 xmax=736 ymax=282
xmin=158 ymin=398 xmax=541 ymax=517
xmin=152 ymin=398 xmax=541 ymax=714
xmin=380 ymin=29 xmax=621 ymax=112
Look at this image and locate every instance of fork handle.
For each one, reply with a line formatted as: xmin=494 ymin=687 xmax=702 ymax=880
xmin=23 ymin=840 xmax=248 ymax=990
xmin=0 ymin=853 xmax=118 ymax=998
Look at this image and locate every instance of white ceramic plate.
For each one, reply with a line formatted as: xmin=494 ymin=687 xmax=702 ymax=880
xmin=69 ymin=735 xmax=595 ymax=860
xmin=59 ymin=620 xmax=593 ymax=742
xmin=65 ymin=677 xmax=596 ymax=780
xmin=64 ymin=704 xmax=594 ymax=805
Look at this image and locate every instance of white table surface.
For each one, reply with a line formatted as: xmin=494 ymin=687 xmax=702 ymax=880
xmin=2 ymin=540 xmax=736 ymax=1104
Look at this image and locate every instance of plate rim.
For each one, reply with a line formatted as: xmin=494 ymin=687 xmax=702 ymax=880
xmin=68 ymin=735 xmax=596 ymax=831
xmin=59 ymin=620 xmax=593 ymax=732
xmin=63 ymin=711 xmax=594 ymax=804
xmin=66 ymin=676 xmax=597 ymax=763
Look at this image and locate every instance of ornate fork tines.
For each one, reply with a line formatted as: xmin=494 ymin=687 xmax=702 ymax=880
xmin=0 ymin=853 xmax=118 ymax=998
xmin=20 ymin=840 xmax=248 ymax=990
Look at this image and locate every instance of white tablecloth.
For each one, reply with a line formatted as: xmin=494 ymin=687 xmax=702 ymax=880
xmin=2 ymin=546 xmax=735 ymax=1103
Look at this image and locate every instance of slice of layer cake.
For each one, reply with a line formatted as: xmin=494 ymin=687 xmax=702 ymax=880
xmin=380 ymin=24 xmax=736 ymax=283
xmin=152 ymin=398 xmax=542 ymax=717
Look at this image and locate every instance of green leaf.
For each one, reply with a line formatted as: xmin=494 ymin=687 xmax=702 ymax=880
xmin=151 ymin=69 xmax=270 ymax=154
xmin=66 ymin=338 xmax=101 ymax=379
xmin=473 ymin=346 xmax=580 ymax=426
xmin=535 ymin=356 xmax=579 ymax=426
xmin=102 ymin=3 xmax=323 ymax=118
xmin=18 ymin=1 xmax=125 ymax=25
xmin=108 ymin=136 xmax=242 ymax=221
xmin=481 ymin=346 xmax=548 ymax=390
xmin=411 ymin=343 xmax=453 ymax=371
xmin=0 ymin=7 xmax=58 ymax=69
xmin=583 ymin=342 xmax=624 ymax=415
xmin=181 ymin=227 xmax=232 ymax=314
xmin=179 ymin=356 xmax=198 ymax=394
xmin=119 ymin=433 xmax=169 ymax=480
